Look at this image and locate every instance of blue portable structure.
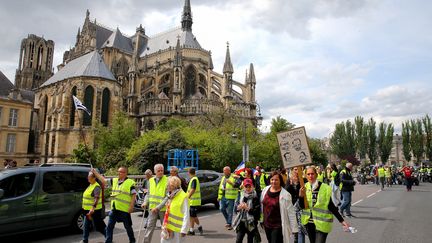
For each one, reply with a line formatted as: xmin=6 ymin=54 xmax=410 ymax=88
xmin=167 ymin=149 xmax=199 ymax=171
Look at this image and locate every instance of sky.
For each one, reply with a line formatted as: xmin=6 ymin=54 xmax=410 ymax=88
xmin=1 ymin=0 xmax=431 ymax=138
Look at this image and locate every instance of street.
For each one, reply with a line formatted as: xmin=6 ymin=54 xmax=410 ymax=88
xmin=3 ymin=182 xmax=432 ymax=243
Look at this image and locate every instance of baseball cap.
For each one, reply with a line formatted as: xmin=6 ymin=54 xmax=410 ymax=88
xmin=243 ymin=179 xmax=254 ymax=187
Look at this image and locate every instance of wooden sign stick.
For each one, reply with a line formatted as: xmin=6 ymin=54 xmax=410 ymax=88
xmin=297 ymin=166 xmax=308 ymax=209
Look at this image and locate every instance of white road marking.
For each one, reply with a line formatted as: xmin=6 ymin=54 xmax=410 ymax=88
xmin=352 ymin=199 xmax=363 ymax=205
xmin=367 ymin=192 xmax=376 ymax=198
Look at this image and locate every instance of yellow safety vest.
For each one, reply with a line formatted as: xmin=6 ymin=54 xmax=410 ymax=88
xmin=166 ymin=190 xmax=188 ymax=233
xmin=82 ymin=182 xmax=102 ymax=210
xmin=187 ymin=176 xmax=201 ymax=206
xmin=385 ymin=168 xmax=391 ymax=178
xmin=111 ymin=178 xmax=135 ymax=213
xmin=149 ymin=176 xmax=168 ymax=211
xmin=317 ymin=173 xmax=324 ymax=183
xmin=254 ymin=174 xmax=268 ymax=190
xmin=218 ymin=175 xmax=237 ymax=200
xmin=378 ymin=168 xmax=385 ymax=178
xmin=330 ymin=171 xmax=337 ymax=181
xmin=301 ymin=182 xmax=334 ymax=233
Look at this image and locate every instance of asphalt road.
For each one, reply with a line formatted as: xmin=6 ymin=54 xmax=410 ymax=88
xmin=3 ymin=182 xmax=432 ymax=243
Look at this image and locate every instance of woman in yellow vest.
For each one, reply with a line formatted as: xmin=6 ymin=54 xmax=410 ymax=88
xmin=81 ymin=171 xmax=106 ymax=243
xmin=299 ymin=166 xmax=350 ymax=243
xmin=161 ymin=176 xmax=190 ymax=243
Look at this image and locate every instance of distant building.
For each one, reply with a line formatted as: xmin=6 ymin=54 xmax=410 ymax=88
xmin=0 ymin=71 xmax=35 ymax=166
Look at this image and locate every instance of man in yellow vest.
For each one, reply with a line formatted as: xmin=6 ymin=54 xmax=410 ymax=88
xmin=378 ymin=165 xmax=386 ymax=190
xmin=93 ymin=167 xmax=136 ymax=243
xmin=142 ymin=163 xmax=168 ymax=243
xmin=187 ymin=167 xmax=203 ymax=235
xmin=218 ymin=166 xmax=237 ymax=230
xmin=81 ymin=171 xmax=106 ymax=243
xmin=253 ymin=165 xmax=269 ymax=199
xmin=385 ymin=166 xmax=392 ymax=187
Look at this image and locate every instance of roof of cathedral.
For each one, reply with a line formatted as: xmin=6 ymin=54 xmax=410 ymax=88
xmin=140 ymin=27 xmax=201 ymax=57
xmin=91 ymin=22 xmax=115 ymax=49
xmin=102 ymin=28 xmax=134 ymax=54
xmin=41 ymin=51 xmax=116 ymax=87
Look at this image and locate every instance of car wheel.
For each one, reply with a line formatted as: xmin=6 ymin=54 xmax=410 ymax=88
xmin=72 ymin=212 xmax=86 ymax=232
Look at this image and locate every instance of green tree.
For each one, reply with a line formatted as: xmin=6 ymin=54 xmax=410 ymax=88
xmin=308 ymin=138 xmax=328 ymax=167
xmin=94 ymin=112 xmax=137 ymax=169
xmin=366 ymin=118 xmax=378 ymax=164
xmin=330 ymin=120 xmax=356 ymax=160
xmin=410 ymin=119 xmax=424 ymax=163
xmin=270 ymin=116 xmax=295 ymax=134
xmin=354 ymin=116 xmax=368 ymax=161
xmin=377 ymin=122 xmax=394 ymax=164
xmin=69 ymin=143 xmax=97 ymax=165
xmin=422 ymin=115 xmax=432 ymax=162
xmin=402 ymin=121 xmax=412 ymax=162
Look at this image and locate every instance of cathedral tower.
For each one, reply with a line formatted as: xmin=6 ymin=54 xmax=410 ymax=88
xmin=15 ymin=34 xmax=54 ymax=90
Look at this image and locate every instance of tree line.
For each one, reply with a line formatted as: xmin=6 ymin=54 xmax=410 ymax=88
xmin=330 ymin=115 xmax=432 ymax=166
xmin=70 ymin=112 xmax=328 ymax=174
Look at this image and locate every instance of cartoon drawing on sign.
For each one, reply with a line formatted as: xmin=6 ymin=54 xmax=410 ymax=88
xmin=292 ymin=138 xmax=302 ymax=151
xmin=299 ymin=151 xmax=307 ymax=163
xmin=283 ymin=151 xmax=293 ymax=162
xmin=280 ymin=141 xmax=290 ymax=151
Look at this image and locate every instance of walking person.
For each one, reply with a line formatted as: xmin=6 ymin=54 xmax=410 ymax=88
xmin=299 ymin=166 xmax=351 ymax=243
xmin=261 ymin=171 xmax=298 ymax=243
xmin=254 ymin=166 xmax=269 ymax=199
xmin=142 ymin=164 xmax=169 ymax=243
xmin=80 ymin=170 xmax=106 ymax=243
xmin=233 ymin=178 xmax=261 ymax=243
xmin=93 ymin=167 xmax=137 ymax=243
xmin=329 ymin=164 xmax=341 ymax=207
xmin=160 ymin=176 xmax=189 ymax=243
xmin=378 ymin=165 xmax=385 ymax=190
xmin=187 ymin=168 xmax=203 ymax=235
xmin=339 ymin=163 xmax=356 ymax=217
xmin=139 ymin=169 xmax=153 ymax=222
xmin=401 ymin=165 xmax=413 ymax=191
xmin=218 ymin=166 xmax=237 ymax=230
xmin=170 ymin=166 xmax=188 ymax=192
xmin=285 ymin=167 xmax=307 ymax=243
xmin=385 ymin=166 xmax=392 ymax=187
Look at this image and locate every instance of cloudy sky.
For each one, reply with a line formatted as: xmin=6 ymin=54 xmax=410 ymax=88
xmin=1 ymin=0 xmax=431 ymax=138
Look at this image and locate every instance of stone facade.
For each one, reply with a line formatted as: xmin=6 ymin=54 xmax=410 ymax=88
xmin=31 ymin=0 xmax=259 ymax=162
xmin=0 ymin=71 xmax=34 ymax=166
xmin=15 ymin=34 xmax=54 ymax=90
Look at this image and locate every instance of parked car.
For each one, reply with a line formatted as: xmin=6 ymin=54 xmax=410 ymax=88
xmin=178 ymin=170 xmax=222 ymax=208
xmin=0 ymin=164 xmax=91 ymax=237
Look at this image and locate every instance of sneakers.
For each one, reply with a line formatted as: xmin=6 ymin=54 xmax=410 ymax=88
xmin=188 ymin=230 xmax=195 ymax=235
xmin=198 ymin=226 xmax=203 ymax=235
xmin=346 ymin=214 xmax=356 ymax=218
xmin=227 ymin=225 xmax=233 ymax=230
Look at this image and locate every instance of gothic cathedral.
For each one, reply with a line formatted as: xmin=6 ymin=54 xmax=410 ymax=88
xmin=32 ymin=0 xmax=258 ymax=162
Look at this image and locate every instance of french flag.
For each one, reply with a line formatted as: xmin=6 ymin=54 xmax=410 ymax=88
xmin=234 ymin=161 xmax=245 ymax=173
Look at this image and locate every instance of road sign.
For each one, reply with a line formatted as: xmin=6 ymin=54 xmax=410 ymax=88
xmin=277 ymin=126 xmax=313 ymax=168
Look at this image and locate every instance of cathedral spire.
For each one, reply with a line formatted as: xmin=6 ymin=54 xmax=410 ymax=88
xmin=174 ymin=35 xmax=182 ymax=67
xmin=181 ymin=0 xmax=193 ymax=31
xmin=223 ymin=42 xmax=234 ymax=74
xmin=249 ymin=63 xmax=256 ymax=84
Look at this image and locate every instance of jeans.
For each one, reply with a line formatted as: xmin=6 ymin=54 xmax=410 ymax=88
xmin=219 ymin=197 xmax=235 ymax=225
xmin=379 ymin=177 xmax=385 ymax=190
xmin=105 ymin=210 xmax=135 ymax=243
xmin=340 ymin=191 xmax=352 ymax=215
xmin=142 ymin=210 xmax=165 ymax=243
xmin=305 ymin=223 xmax=328 ymax=243
xmin=406 ymin=177 xmax=413 ymax=190
xmin=82 ymin=209 xmax=106 ymax=243
xmin=264 ymin=226 xmax=283 ymax=243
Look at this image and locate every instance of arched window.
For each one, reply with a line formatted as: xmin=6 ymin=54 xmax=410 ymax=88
xmin=185 ymin=65 xmax=196 ymax=98
xmin=70 ymin=87 xmax=77 ymax=127
xmin=43 ymin=95 xmax=48 ymax=130
xmin=83 ymin=86 xmax=94 ymax=126
xmin=101 ymin=88 xmax=110 ymax=126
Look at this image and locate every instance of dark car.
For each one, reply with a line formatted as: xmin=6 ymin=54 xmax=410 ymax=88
xmin=179 ymin=170 xmax=222 ymax=208
xmin=0 ymin=164 xmax=91 ymax=237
